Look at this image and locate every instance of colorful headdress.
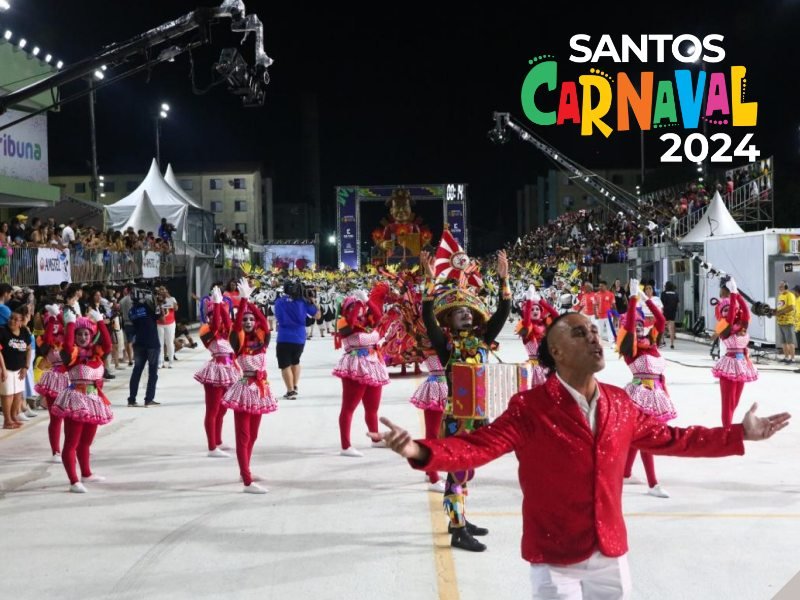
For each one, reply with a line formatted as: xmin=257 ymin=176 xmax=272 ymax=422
xmin=434 ymin=229 xmax=483 ymax=288
xmin=432 ymin=287 xmax=489 ymax=325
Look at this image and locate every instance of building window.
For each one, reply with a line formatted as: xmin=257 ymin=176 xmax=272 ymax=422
xmin=233 ymin=178 xmax=246 ymax=189
xmin=74 ymin=182 xmax=86 ymax=193
xmin=234 ymin=200 xmax=247 ymax=212
xmin=104 ymin=181 xmax=116 ymax=193
xmin=210 ymin=178 xmax=223 ymax=190
xmin=179 ymin=179 xmax=194 ymax=191
xmin=235 ymin=223 xmax=247 ymax=233
xmin=126 ymin=181 xmax=138 ymax=192
xmin=210 ymin=201 xmax=223 ymax=213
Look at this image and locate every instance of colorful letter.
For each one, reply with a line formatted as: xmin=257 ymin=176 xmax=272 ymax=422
xmin=705 ymin=72 xmax=731 ymax=117
xmin=731 ymin=66 xmax=757 ymax=126
xmin=557 ymin=82 xmax=581 ymax=125
xmin=674 ymin=69 xmax=706 ymax=128
xmin=652 ymin=80 xmax=678 ymax=126
xmin=578 ymin=75 xmax=613 ymax=137
xmin=617 ymin=71 xmax=653 ymax=131
xmin=521 ymin=60 xmax=557 ymax=126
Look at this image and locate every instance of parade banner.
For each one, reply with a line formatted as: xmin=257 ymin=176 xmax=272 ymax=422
xmin=37 ymin=248 xmax=70 ymax=286
xmin=0 ymin=109 xmax=49 ymax=184
xmin=142 ymin=251 xmax=161 ymax=279
xmin=337 ymin=187 xmax=358 ymax=269
xmin=262 ymin=244 xmax=316 ymax=271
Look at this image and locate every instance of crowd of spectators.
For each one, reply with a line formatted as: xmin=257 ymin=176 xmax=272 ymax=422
xmin=508 ymin=163 xmax=772 ymax=269
xmin=214 ymin=226 xmax=248 ymax=247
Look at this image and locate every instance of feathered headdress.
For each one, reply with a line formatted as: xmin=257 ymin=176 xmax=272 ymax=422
xmin=434 ymin=229 xmax=483 ymax=289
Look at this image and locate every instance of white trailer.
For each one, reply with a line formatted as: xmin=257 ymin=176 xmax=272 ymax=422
xmin=702 ymin=229 xmax=800 ymax=344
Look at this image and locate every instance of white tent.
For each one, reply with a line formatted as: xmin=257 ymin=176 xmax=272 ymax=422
xmin=163 ymin=163 xmax=203 ymax=209
xmin=118 ymin=190 xmax=163 ymax=234
xmin=680 ymin=190 xmax=744 ymax=244
xmin=105 ymin=158 xmax=189 ymax=239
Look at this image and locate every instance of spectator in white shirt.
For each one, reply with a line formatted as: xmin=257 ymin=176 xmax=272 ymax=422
xmin=61 ymin=219 xmax=76 ymax=245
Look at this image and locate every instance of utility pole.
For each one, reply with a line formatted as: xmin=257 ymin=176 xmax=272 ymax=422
xmin=88 ymin=81 xmax=99 ymax=202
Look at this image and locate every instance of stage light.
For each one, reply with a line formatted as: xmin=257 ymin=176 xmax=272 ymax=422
xmin=327 ymin=234 xmax=336 ymax=245
xmin=3 ymin=30 xmax=11 ymax=41
xmin=18 ymin=37 xmax=26 ymax=48
xmin=44 ymin=53 xmax=52 ymax=63
xmin=56 ymin=60 xmax=63 ymax=69
xmin=32 ymin=47 xmax=41 ymax=57
xmin=553 ymin=154 xmax=558 ymax=160
xmin=161 ymin=103 xmax=170 ymax=112
xmin=93 ymin=69 xmax=105 ymax=80
xmin=99 ymin=182 xmax=104 ymax=187
xmin=99 ymin=175 xmax=104 ymax=180
xmin=0 ymin=1 xmax=9 ymax=11
xmin=159 ymin=110 xmax=168 ymax=118
xmin=101 ymin=64 xmax=107 ymax=71
xmin=100 ymin=193 xmax=106 ymax=198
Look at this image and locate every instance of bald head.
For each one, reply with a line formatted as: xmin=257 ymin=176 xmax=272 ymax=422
xmin=541 ymin=313 xmax=605 ymax=377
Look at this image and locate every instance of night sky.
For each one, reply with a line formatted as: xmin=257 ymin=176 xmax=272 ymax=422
xmin=5 ymin=1 xmax=800 ymax=251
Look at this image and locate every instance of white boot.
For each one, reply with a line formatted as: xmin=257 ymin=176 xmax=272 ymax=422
xmin=82 ymin=474 xmax=106 ymax=483
xmin=243 ymin=483 xmax=268 ymax=494
xmin=648 ymin=484 xmax=670 ymax=498
xmin=69 ymin=482 xmax=88 ymax=493
xmin=427 ymin=480 xmax=446 ymax=493
xmin=207 ymin=448 xmax=230 ymax=458
xmin=50 ymin=453 xmax=62 ymax=464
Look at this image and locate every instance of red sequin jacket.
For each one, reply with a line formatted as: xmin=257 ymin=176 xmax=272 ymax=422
xmin=411 ymin=375 xmax=745 ymax=565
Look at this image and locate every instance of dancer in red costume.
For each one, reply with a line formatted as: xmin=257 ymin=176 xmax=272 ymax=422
xmin=333 ymin=283 xmax=390 ymax=457
xmin=222 ymin=279 xmax=278 ymax=494
xmin=195 ymin=286 xmax=240 ymax=457
xmin=35 ymin=304 xmax=70 ymax=462
xmin=516 ymin=285 xmax=558 ymax=388
xmin=711 ymin=278 xmax=758 ymax=428
xmin=617 ymin=279 xmax=676 ymax=499
xmin=50 ymin=309 xmax=113 ymax=493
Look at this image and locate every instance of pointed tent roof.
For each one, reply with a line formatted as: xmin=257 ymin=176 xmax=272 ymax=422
xmin=163 ymin=163 xmax=204 ymax=209
xmin=105 ymin=158 xmax=189 ymax=237
xmin=680 ymin=191 xmax=744 ymax=244
xmin=118 ymin=190 xmax=164 ymax=235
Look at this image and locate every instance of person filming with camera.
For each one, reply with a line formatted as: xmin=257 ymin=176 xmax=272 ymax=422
xmin=274 ymin=280 xmax=320 ymax=399
xmin=126 ymin=288 xmax=161 ymax=407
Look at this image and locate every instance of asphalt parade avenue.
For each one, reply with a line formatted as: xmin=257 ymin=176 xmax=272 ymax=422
xmin=1 ymin=324 xmax=798 ymax=600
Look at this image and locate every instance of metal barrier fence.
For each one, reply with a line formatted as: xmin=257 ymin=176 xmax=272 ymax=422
xmin=2 ymin=247 xmax=175 ymax=286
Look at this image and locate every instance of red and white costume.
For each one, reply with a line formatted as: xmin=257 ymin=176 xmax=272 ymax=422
xmin=711 ymin=292 xmax=758 ymax=428
xmin=516 ymin=295 xmax=558 ymax=388
xmin=617 ymin=295 xmax=676 ymax=491
xmin=333 ymin=285 xmax=389 ymax=452
xmin=51 ymin=317 xmax=113 ymax=486
xmin=222 ymin=297 xmax=277 ymax=487
xmin=35 ymin=312 xmax=70 ymax=457
xmin=195 ymin=301 xmax=240 ymax=452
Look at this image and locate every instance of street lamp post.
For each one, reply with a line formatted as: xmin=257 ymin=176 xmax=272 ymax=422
xmin=155 ymin=102 xmax=170 ymax=167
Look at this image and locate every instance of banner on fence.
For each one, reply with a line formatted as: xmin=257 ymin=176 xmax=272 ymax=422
xmin=142 ymin=251 xmax=161 ymax=279
xmin=37 ymin=248 xmax=71 ymax=286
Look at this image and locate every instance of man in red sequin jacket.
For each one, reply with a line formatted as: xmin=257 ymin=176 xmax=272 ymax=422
xmin=371 ymin=312 xmax=791 ymax=599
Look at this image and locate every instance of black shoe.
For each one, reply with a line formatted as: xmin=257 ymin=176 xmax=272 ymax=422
xmin=449 ymin=520 xmax=489 ymax=536
xmin=127 ymin=401 xmax=140 ymax=407
xmin=144 ymin=400 xmax=161 ymax=407
xmin=450 ymin=527 xmax=486 ymax=552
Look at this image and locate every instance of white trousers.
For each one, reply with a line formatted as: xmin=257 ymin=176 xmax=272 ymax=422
xmin=157 ymin=322 xmax=176 ymax=366
xmin=594 ymin=317 xmax=613 ymax=344
xmin=530 ymin=552 xmax=632 ymax=600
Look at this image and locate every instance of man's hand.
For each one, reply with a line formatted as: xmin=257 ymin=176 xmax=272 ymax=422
xmin=419 ymin=250 xmax=435 ymax=278
xmin=496 ymin=250 xmax=509 ymax=279
xmin=367 ymin=417 xmax=429 ymax=461
xmin=742 ymin=403 xmax=791 ymax=440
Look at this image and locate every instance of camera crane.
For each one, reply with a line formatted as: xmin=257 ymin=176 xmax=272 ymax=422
xmin=0 ymin=0 xmax=273 ymax=132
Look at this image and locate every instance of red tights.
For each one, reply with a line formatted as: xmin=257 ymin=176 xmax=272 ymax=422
xmin=423 ymin=409 xmax=443 ymax=483
xmin=339 ymin=378 xmax=382 ymax=449
xmin=203 ymin=384 xmax=228 ymax=451
xmin=45 ymin=397 xmax=62 ymax=456
xmin=234 ymin=411 xmax=262 ymax=486
xmin=624 ymin=448 xmax=658 ymax=488
xmin=720 ymin=378 xmax=745 ymax=428
xmin=62 ymin=419 xmax=98 ymax=484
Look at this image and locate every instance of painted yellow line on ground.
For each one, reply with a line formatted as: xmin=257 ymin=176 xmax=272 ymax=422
xmin=469 ymin=511 xmax=800 ymax=519
xmin=418 ymin=412 xmax=460 ymax=600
